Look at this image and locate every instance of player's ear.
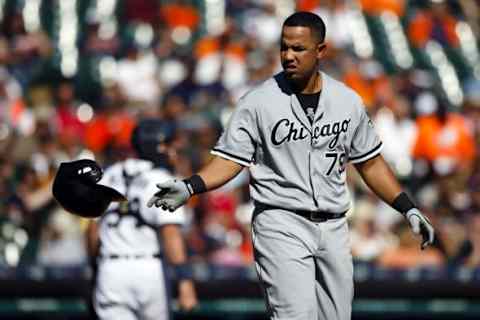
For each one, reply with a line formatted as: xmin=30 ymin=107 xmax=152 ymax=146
xmin=317 ymin=42 xmax=327 ymax=59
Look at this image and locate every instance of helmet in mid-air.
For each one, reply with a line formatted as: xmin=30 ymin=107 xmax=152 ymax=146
xmin=52 ymin=159 xmax=126 ymax=218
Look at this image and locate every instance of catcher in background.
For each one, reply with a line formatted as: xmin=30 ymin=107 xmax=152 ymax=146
xmin=80 ymin=118 xmax=197 ymax=320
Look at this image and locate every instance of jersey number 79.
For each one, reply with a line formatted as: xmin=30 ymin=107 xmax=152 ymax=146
xmin=325 ymin=152 xmax=346 ymax=176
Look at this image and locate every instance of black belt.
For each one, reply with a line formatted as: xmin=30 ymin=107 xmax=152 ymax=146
xmin=101 ymin=253 xmax=162 ymax=260
xmin=256 ymin=202 xmax=346 ymax=223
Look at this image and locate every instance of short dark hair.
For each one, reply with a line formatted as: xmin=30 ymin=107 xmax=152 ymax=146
xmin=283 ymin=11 xmax=326 ymax=43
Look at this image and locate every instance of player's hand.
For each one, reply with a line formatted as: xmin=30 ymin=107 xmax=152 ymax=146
xmin=147 ymin=179 xmax=191 ymax=212
xmin=178 ymin=280 xmax=198 ymax=312
xmin=405 ymin=208 xmax=435 ymax=250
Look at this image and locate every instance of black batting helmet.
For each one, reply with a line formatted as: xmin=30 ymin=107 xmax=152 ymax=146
xmin=130 ymin=118 xmax=176 ymax=166
xmin=52 ymin=159 xmax=126 ymax=218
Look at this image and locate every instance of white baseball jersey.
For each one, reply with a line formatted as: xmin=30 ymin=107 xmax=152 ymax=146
xmin=212 ymin=71 xmax=382 ymax=213
xmin=94 ymin=158 xmax=184 ymax=320
xmin=97 ymin=158 xmax=186 ymax=256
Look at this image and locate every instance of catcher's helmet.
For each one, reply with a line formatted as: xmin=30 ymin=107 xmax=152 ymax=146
xmin=52 ymin=159 xmax=126 ymax=218
xmin=131 ymin=118 xmax=176 ymax=166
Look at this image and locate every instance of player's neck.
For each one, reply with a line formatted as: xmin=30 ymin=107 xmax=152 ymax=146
xmin=289 ymin=72 xmax=322 ymax=94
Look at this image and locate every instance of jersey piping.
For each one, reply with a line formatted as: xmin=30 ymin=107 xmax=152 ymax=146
xmin=211 ymin=147 xmax=253 ymax=167
xmin=349 ymin=142 xmax=383 ymax=163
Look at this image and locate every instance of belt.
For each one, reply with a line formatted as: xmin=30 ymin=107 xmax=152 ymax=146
xmin=256 ymin=202 xmax=346 ymax=223
xmin=101 ymin=253 xmax=162 ymax=260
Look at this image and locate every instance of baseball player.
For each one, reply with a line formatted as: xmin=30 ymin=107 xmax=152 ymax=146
xmin=147 ymin=12 xmax=434 ymax=320
xmin=85 ymin=119 xmax=197 ymax=320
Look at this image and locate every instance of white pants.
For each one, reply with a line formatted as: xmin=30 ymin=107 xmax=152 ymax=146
xmin=252 ymin=207 xmax=354 ymax=320
xmin=94 ymin=258 xmax=170 ymax=320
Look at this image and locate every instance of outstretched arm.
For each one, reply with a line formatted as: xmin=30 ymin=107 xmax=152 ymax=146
xmin=147 ymin=156 xmax=244 ymax=211
xmin=354 ymin=155 xmax=435 ymax=249
xmin=196 ymin=156 xmax=245 ymax=191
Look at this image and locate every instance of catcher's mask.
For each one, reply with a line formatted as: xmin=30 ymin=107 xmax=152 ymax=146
xmin=52 ymin=159 xmax=126 ymax=218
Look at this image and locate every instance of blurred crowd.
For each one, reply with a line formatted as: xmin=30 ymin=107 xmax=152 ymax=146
xmin=1 ymin=0 xmax=480 ymax=278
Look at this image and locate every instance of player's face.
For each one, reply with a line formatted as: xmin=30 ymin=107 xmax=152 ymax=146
xmin=280 ymin=26 xmax=326 ymax=83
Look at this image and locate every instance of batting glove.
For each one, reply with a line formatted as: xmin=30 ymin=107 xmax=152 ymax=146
xmin=405 ymin=208 xmax=435 ymax=250
xmin=147 ymin=179 xmax=191 ymax=212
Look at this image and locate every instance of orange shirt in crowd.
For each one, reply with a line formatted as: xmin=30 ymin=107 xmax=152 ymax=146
xmin=343 ymin=69 xmax=392 ymax=109
xmin=297 ymin=0 xmax=405 ymax=16
xmin=8 ymin=98 xmax=26 ymax=126
xmin=359 ymin=0 xmax=405 ymax=16
xmin=225 ymin=42 xmax=247 ymax=62
xmin=195 ymin=37 xmax=221 ymax=59
xmin=412 ymin=113 xmax=476 ymax=166
xmin=159 ymin=3 xmax=200 ymax=30
xmin=344 ymin=70 xmax=375 ymax=108
xmin=195 ymin=36 xmax=247 ymax=60
xmin=84 ymin=113 xmax=136 ymax=153
xmin=408 ymin=11 xmax=459 ymax=48
xmin=297 ymin=0 xmax=320 ymax=12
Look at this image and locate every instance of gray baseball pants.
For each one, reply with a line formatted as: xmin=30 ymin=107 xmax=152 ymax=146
xmin=252 ymin=206 xmax=353 ymax=320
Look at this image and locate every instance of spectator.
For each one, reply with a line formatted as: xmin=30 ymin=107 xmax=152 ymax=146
xmin=115 ymin=45 xmax=160 ymax=107
xmin=205 ymin=192 xmax=245 ymax=267
xmin=4 ymin=13 xmax=52 ymax=89
xmin=313 ymin=0 xmax=354 ymax=50
xmin=82 ymin=18 xmax=120 ymax=57
xmin=412 ymin=95 xmax=476 ymax=174
xmin=350 ymin=198 xmax=397 ymax=262
xmin=374 ymin=94 xmax=417 ymax=180
xmin=459 ymin=213 xmax=480 ymax=268
xmin=408 ymin=0 xmax=460 ymax=48
xmin=159 ymin=1 xmax=200 ymax=32
xmin=84 ymin=83 xmax=136 ymax=158
xmin=378 ymin=221 xmax=445 ymax=269
xmin=54 ymin=80 xmax=86 ymax=147
xmin=37 ymin=209 xmax=87 ymax=267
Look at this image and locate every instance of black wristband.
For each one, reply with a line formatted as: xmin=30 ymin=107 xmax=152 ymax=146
xmin=173 ymin=263 xmax=193 ymax=281
xmin=183 ymin=174 xmax=207 ymax=195
xmin=391 ymin=192 xmax=415 ymax=214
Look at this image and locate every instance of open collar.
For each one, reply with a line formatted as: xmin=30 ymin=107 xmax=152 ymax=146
xmin=289 ymin=71 xmax=327 ymax=133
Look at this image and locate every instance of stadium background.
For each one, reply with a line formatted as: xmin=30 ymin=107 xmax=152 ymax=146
xmin=0 ymin=0 xmax=480 ymax=319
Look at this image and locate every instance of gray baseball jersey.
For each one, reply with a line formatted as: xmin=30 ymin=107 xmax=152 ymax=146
xmin=212 ymin=71 xmax=382 ymax=213
xmin=212 ymin=71 xmax=382 ymax=320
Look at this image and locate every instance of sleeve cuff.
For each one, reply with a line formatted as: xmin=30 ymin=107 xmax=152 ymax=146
xmin=349 ymin=142 xmax=383 ymax=164
xmin=210 ymin=148 xmax=252 ymax=167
